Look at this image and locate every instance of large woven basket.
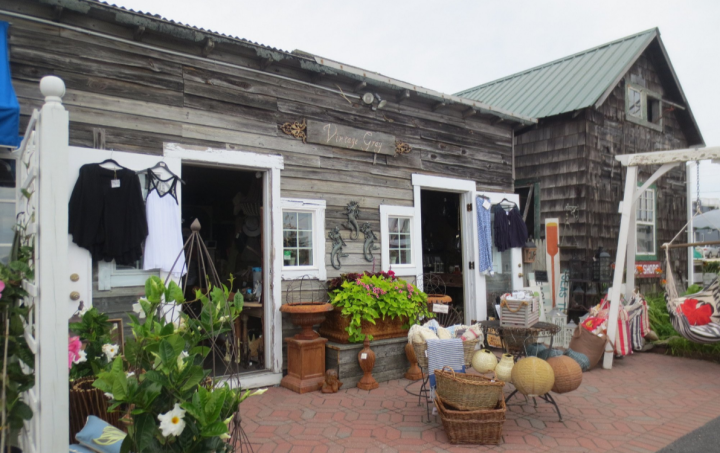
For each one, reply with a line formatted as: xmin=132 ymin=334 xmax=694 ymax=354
xmin=69 ymin=377 xmax=122 ymax=443
xmin=435 ymin=395 xmax=505 ymax=444
xmin=434 ymin=366 xmax=504 ymax=411
xmin=413 ymin=339 xmax=479 ymax=370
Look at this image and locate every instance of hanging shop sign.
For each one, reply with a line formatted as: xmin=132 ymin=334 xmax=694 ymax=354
xmin=306 ymin=120 xmax=397 ymax=156
xmin=635 ymin=261 xmax=662 ymax=278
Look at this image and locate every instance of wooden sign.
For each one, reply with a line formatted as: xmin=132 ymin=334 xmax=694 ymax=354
xmin=545 ymin=219 xmax=560 ymax=307
xmin=306 ymin=120 xmax=396 ymax=156
xmin=636 ymin=261 xmax=662 ymax=279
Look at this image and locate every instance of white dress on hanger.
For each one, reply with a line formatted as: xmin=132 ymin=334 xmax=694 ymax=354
xmin=143 ymin=171 xmax=186 ymax=277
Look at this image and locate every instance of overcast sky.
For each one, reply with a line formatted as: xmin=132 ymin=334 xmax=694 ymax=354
xmin=111 ymin=0 xmax=720 ymax=199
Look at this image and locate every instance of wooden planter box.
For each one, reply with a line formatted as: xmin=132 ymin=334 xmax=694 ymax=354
xmin=500 ymin=296 xmax=539 ymax=327
xmin=318 ymin=307 xmax=409 ymax=344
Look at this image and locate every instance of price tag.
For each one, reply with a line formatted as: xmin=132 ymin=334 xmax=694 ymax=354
xmin=431 ymin=407 xmax=438 ymax=415
xmin=111 ymin=179 xmax=121 ymax=188
xmin=482 ymin=199 xmax=491 ymax=210
xmin=425 ymin=350 xmax=428 ymax=357
xmin=432 ymin=303 xmax=449 ymax=314
xmin=360 ymin=353 xmax=367 ymax=360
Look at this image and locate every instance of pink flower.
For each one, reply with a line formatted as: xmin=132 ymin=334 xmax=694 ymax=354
xmin=388 ymin=270 xmax=396 ymax=278
xmin=0 ymin=280 xmax=5 ymax=299
xmin=68 ymin=336 xmax=82 ymax=369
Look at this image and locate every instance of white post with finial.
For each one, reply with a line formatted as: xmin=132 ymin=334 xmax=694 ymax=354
xmin=23 ymin=76 xmax=70 ymax=452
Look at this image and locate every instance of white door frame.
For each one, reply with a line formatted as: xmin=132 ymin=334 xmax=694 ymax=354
xmin=475 ymin=191 xmax=524 ymax=320
xmin=411 ymin=174 xmax=479 ymax=324
xmin=164 ymin=143 xmax=284 ymax=388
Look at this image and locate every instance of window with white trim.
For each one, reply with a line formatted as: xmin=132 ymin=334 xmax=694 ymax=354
xmin=636 ymin=188 xmax=656 ymax=256
xmin=380 ymin=205 xmax=415 ymax=276
xmin=281 ymin=198 xmax=326 ymax=280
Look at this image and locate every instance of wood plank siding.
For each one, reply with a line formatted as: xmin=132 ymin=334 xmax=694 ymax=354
xmin=2 ymin=0 xmax=526 ymax=344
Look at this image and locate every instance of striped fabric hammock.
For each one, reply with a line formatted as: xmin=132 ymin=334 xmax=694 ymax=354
xmin=664 ymin=275 xmax=720 ymax=344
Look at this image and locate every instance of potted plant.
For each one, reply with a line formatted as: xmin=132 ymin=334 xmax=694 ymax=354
xmin=320 ymin=271 xmax=431 ymax=343
xmin=93 ymin=276 xmax=264 ymax=453
xmin=0 ymin=243 xmax=35 ymax=453
xmin=68 ymin=307 xmax=122 ymax=439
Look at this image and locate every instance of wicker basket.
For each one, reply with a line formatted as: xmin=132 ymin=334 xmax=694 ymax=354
xmin=434 ymin=366 xmax=504 ymax=411
xmin=435 ymin=395 xmax=505 ymax=444
xmin=547 ymin=355 xmax=583 ymax=394
xmin=413 ymin=339 xmax=479 ymax=370
xmin=69 ymin=377 xmax=122 ymax=443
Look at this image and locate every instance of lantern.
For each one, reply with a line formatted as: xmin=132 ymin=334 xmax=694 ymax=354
xmin=547 ymin=356 xmax=583 ymax=394
xmin=471 ymin=349 xmax=498 ymax=374
xmin=511 ymin=357 xmax=555 ymax=397
xmin=569 ymin=256 xmax=584 ymax=281
xmin=523 ymin=239 xmax=537 ymax=264
xmin=593 ymin=247 xmax=612 ymax=282
xmin=495 ymin=354 xmax=515 ymax=383
xmin=571 ymin=285 xmax=585 ymax=309
xmin=585 ymin=284 xmax=600 ymax=309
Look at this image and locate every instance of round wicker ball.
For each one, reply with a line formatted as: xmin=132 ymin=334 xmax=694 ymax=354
xmin=471 ymin=349 xmax=498 ymax=374
xmin=564 ymin=348 xmax=590 ymax=372
xmin=547 ymin=356 xmax=583 ymax=394
xmin=511 ymin=357 xmax=555 ymax=397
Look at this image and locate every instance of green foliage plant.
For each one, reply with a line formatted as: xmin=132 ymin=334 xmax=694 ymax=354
xmin=69 ymin=307 xmax=116 ymax=380
xmin=93 ymin=276 xmax=262 ymax=453
xmin=329 ymin=271 xmax=431 ymax=343
xmin=0 ymin=244 xmax=35 ymax=438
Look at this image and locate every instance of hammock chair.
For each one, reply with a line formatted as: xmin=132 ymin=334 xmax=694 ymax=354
xmin=662 ymin=163 xmax=720 ymax=344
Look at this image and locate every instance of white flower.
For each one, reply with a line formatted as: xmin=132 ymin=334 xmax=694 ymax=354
xmin=173 ymin=317 xmax=187 ymax=332
xmin=132 ymin=301 xmax=146 ymax=319
xmin=104 ymin=392 xmax=113 ymax=399
xmin=219 ymin=315 xmax=229 ymax=323
xmin=102 ymin=344 xmax=119 ymax=362
xmin=250 ymin=388 xmax=267 ymax=397
xmin=77 ymin=305 xmax=90 ymax=317
xmin=73 ymin=350 xmax=87 ymax=364
xmin=176 ymin=351 xmax=189 ymax=371
xmin=157 ymin=403 xmax=186 ymax=438
xmin=126 ymin=371 xmax=135 ymax=378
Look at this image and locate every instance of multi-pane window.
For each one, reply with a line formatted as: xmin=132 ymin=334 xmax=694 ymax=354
xmin=626 ymin=84 xmax=663 ymax=131
xmin=280 ymin=198 xmax=326 ymax=280
xmin=636 ymin=188 xmax=656 ymax=255
xmin=283 ymin=211 xmax=313 ymax=267
xmin=388 ymin=216 xmax=412 ymax=265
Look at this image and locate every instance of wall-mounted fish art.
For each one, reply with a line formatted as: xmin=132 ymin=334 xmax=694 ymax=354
xmin=360 ymin=222 xmax=379 ymax=262
xmin=329 ymin=225 xmax=349 ymax=270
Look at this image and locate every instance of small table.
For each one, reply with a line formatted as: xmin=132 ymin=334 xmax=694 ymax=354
xmin=478 ymin=320 xmax=560 ymax=358
xmin=478 ymin=320 xmax=563 ymax=421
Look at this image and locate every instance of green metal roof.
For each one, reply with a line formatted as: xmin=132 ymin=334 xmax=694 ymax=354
xmin=455 ymin=29 xmax=658 ymax=119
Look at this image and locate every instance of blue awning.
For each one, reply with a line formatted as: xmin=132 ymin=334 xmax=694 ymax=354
xmin=0 ymin=21 xmax=19 ymax=148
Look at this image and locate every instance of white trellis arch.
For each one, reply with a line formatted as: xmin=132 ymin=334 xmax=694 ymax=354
xmin=13 ymin=77 xmax=70 ymax=452
xmin=604 ymin=146 xmax=720 ymax=369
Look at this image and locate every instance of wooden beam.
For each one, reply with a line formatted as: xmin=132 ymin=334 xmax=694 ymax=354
xmin=396 ymin=89 xmax=410 ymax=104
xmin=432 ymin=101 xmax=446 ymax=112
xmin=133 ymin=25 xmax=146 ymax=42
xmin=353 ymin=81 xmax=367 ymax=93
xmin=663 ymin=240 xmax=720 ymax=250
xmin=616 ymin=146 xmax=720 ymax=167
xmin=462 ymin=108 xmax=476 ymax=119
xmin=201 ymin=38 xmax=215 ymax=58
xmin=662 ymin=97 xmax=686 ymax=111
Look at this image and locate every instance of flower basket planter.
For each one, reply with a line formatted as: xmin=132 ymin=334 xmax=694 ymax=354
xmin=69 ymin=377 xmax=121 ymax=443
xmin=318 ymin=307 xmax=410 ymax=344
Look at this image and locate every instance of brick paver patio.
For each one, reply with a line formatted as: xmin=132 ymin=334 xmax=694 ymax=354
xmin=239 ymin=353 xmax=720 ymax=452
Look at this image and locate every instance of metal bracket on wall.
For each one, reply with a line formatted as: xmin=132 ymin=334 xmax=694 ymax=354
xmin=280 ymin=118 xmax=307 ymax=143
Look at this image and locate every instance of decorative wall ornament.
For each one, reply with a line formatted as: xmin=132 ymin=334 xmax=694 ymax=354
xmin=395 ymin=141 xmax=412 ymax=156
xmin=342 ymin=201 xmax=360 ymax=240
xmin=360 ymin=222 xmax=379 ymax=262
xmin=280 ymin=118 xmax=307 ymax=143
xmin=328 ymin=226 xmax=349 ymax=270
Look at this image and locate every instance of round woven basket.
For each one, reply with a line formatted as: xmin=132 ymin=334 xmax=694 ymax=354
xmin=435 ymin=367 xmax=504 ymax=411
xmin=547 ymin=355 xmax=583 ymax=394
xmin=69 ymin=377 xmax=122 ymax=443
xmin=511 ymin=357 xmax=555 ymax=397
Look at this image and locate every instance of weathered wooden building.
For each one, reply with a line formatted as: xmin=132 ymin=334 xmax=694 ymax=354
xmin=2 ymin=0 xmax=536 ymax=386
xmin=457 ymin=28 xmax=704 ymax=292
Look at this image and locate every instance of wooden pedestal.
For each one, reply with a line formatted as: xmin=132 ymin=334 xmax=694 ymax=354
xmin=281 ymin=337 xmax=328 ymax=394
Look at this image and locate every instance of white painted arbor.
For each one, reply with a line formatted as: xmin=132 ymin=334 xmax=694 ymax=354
xmin=604 ymin=146 xmax=720 ymax=369
xmin=10 ymin=77 xmax=70 ymax=452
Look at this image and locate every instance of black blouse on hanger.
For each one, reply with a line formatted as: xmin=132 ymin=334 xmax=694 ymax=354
xmin=69 ymin=163 xmax=148 ymax=265
xmin=492 ymin=204 xmax=529 ymax=252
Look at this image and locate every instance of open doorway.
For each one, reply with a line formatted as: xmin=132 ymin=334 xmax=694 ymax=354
xmin=181 ymin=164 xmax=265 ymax=373
xmin=420 ymin=190 xmax=464 ymax=320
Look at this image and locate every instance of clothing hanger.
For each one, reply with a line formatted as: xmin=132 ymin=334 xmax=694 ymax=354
xmin=497 ymin=198 xmax=517 ymax=211
xmin=98 ymin=158 xmax=128 ymax=170
xmin=143 ymin=161 xmax=186 ymax=185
